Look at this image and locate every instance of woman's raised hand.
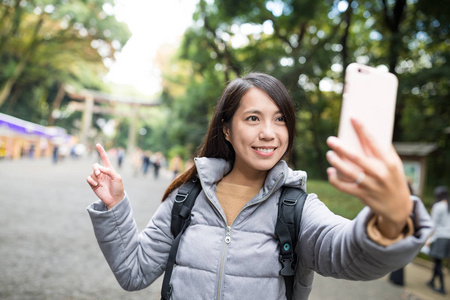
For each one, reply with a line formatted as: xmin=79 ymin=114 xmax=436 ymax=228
xmin=326 ymin=118 xmax=413 ymax=239
xmin=86 ymin=144 xmax=125 ymax=210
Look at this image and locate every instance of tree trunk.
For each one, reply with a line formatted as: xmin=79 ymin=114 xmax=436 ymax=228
xmin=4 ymin=86 xmax=23 ymax=114
xmin=47 ymin=83 xmax=66 ymax=126
xmin=341 ymin=1 xmax=353 ymax=79
xmin=0 ymin=1 xmax=23 ymax=55
xmin=0 ymin=60 xmax=25 ymax=107
xmin=310 ymin=114 xmax=327 ymax=179
xmin=305 ymin=94 xmax=327 ymax=179
xmin=381 ymin=0 xmax=407 ymax=141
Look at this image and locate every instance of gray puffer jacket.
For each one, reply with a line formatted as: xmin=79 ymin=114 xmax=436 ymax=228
xmin=87 ymin=157 xmax=433 ymax=300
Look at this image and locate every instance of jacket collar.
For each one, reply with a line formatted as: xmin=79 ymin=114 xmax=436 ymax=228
xmin=194 ymin=157 xmax=307 ymax=200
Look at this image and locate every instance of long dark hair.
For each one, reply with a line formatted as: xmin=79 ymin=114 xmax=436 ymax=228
xmin=161 ymin=72 xmax=296 ymax=201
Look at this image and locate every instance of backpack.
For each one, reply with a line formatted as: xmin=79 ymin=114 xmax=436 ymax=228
xmin=161 ymin=177 xmax=307 ymax=300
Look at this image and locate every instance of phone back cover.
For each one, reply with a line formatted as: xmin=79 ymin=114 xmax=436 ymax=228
xmin=338 ymin=64 xmax=398 ymax=154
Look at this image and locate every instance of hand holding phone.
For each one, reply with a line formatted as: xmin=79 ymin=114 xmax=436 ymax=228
xmin=328 ymin=64 xmax=412 ymax=237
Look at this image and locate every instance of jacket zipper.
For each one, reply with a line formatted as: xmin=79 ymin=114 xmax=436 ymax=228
xmin=195 ymin=178 xmax=229 ymax=300
xmin=214 ymin=173 xmax=285 ymax=300
xmin=216 ymin=225 xmax=231 ymax=299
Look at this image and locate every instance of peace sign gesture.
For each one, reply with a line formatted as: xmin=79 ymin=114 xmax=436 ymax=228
xmin=86 ymin=144 xmax=125 ymax=210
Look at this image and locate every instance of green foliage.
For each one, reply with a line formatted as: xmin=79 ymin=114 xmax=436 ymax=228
xmin=113 ymin=118 xmax=129 ymax=149
xmin=1 ymin=0 xmax=447 ymax=189
xmin=306 ymin=178 xmax=439 ymax=220
xmin=157 ymin=0 xmax=449 ymax=188
xmin=0 ymin=0 xmax=131 ymax=128
xmin=307 ymin=179 xmax=364 ymax=219
xmin=168 ymin=145 xmax=191 ymax=161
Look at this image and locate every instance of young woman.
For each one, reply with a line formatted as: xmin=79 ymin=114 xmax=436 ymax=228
xmin=86 ymin=73 xmax=432 ymax=300
xmin=427 ymin=186 xmax=450 ymax=295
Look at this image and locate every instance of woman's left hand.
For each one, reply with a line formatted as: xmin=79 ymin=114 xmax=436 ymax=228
xmin=326 ymin=118 xmax=413 ymax=239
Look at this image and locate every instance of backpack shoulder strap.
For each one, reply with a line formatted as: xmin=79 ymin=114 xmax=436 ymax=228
xmin=170 ymin=178 xmax=202 ymax=237
xmin=161 ymin=178 xmax=202 ymax=300
xmin=275 ymin=186 xmax=308 ymax=300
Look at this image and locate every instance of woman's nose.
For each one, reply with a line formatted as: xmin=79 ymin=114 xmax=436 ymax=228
xmin=259 ymin=122 xmax=275 ymax=140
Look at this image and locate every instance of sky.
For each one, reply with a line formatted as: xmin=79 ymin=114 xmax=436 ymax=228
xmin=105 ymin=0 xmax=198 ymax=96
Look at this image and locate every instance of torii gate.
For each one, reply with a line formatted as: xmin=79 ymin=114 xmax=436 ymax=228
xmin=65 ymin=86 xmax=160 ymax=152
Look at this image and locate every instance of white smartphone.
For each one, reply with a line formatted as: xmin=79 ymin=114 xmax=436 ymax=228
xmin=337 ymin=63 xmax=398 ymax=154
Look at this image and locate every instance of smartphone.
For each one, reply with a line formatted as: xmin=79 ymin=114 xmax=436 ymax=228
xmin=338 ymin=63 xmax=398 ymax=154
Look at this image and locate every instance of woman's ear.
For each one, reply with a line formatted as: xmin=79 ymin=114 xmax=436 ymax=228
xmin=223 ymin=124 xmax=230 ymax=142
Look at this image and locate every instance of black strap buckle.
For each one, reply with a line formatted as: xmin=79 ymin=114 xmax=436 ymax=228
xmin=175 ymin=191 xmax=189 ymax=203
xmin=279 ymin=254 xmax=295 ymax=276
xmin=282 ymin=196 xmax=297 ymax=206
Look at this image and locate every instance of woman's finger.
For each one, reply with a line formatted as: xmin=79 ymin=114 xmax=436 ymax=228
xmin=97 ymin=165 xmax=118 ymax=179
xmin=96 ymin=144 xmax=113 ymax=168
xmin=327 ymin=136 xmax=359 ymax=162
xmin=327 ymin=167 xmax=365 ymax=198
xmin=326 ymin=153 xmax=377 ymax=191
xmin=326 ymin=150 xmax=361 ymax=182
xmin=93 ymin=163 xmax=102 ymax=177
xmin=86 ymin=175 xmax=98 ymax=187
xmin=327 ymin=136 xmax=381 ymax=178
xmin=327 ymin=136 xmax=366 ymax=170
xmin=91 ymin=162 xmax=120 ymax=183
xmin=351 ymin=118 xmax=386 ymax=159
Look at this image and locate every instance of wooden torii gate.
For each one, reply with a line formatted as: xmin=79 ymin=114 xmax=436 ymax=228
xmin=65 ymin=87 xmax=160 ymax=152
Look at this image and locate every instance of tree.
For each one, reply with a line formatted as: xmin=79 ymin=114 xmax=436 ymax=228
xmin=0 ymin=0 xmax=131 ymax=125
xmin=162 ymin=0 xmax=353 ymax=177
xmin=159 ymin=0 xmax=449 ymax=183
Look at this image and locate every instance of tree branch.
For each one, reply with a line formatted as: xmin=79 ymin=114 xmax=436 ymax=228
xmin=200 ymin=1 xmax=241 ymax=78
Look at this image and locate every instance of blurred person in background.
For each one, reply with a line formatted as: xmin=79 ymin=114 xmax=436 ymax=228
xmin=426 ymin=186 xmax=450 ymax=295
xmin=142 ymin=150 xmax=151 ymax=175
xmin=117 ymin=147 xmax=125 ymax=169
xmin=131 ymin=147 xmax=143 ymax=177
xmin=152 ymin=152 xmax=163 ymax=179
xmin=170 ymin=155 xmax=183 ymax=179
xmin=52 ymin=145 xmax=59 ymax=164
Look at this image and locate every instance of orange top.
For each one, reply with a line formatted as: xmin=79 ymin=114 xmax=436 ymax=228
xmin=216 ymin=181 xmax=260 ymax=226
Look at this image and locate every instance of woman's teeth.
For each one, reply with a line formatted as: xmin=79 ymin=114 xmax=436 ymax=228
xmin=255 ymin=148 xmax=275 ymax=153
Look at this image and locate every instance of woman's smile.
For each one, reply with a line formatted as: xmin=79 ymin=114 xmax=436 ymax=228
xmin=252 ymin=146 xmax=277 ymax=156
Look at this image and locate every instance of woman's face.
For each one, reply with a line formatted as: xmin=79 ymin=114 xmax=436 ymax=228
xmin=224 ymin=87 xmax=289 ymax=176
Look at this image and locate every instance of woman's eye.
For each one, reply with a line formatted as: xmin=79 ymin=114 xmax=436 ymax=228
xmin=276 ymin=116 xmax=285 ymax=122
xmin=247 ymin=116 xmax=259 ymax=122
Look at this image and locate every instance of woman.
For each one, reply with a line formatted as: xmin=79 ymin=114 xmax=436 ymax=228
xmin=86 ymin=73 xmax=432 ymax=299
xmin=427 ymin=186 xmax=450 ymax=295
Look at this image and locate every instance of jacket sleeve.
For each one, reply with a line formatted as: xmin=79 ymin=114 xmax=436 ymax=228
xmin=86 ymin=192 xmax=175 ymax=291
xmin=297 ymin=194 xmax=433 ymax=280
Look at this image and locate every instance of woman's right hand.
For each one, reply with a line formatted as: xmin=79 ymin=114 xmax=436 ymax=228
xmin=86 ymin=144 xmax=125 ymax=210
